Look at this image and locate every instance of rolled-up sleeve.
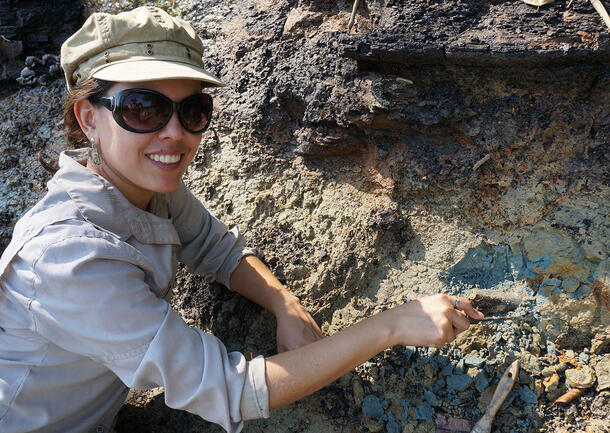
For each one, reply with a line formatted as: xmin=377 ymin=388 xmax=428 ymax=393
xmin=166 ymin=182 xmax=255 ymax=290
xmin=28 ymin=233 xmax=268 ymax=433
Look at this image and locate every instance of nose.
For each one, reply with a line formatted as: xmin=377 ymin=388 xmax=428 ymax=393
xmin=158 ymin=110 xmax=186 ymax=140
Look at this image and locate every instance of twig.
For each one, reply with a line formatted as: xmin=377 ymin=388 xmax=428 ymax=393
xmin=567 ymin=0 xmax=574 ymax=8
xmin=589 ymin=0 xmax=610 ymax=31
xmin=347 ymin=0 xmax=362 ymax=33
xmin=472 ymin=153 xmax=491 ymax=171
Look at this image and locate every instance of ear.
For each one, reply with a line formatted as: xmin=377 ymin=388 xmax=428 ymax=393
xmin=74 ymin=99 xmax=99 ymax=140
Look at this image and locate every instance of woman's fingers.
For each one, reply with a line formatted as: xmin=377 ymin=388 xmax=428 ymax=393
xmin=448 ymin=308 xmax=470 ymax=335
xmin=454 ymin=297 xmax=485 ymax=320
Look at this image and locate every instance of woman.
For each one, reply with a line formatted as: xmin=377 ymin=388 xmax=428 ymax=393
xmin=0 ymin=6 xmax=483 ymax=433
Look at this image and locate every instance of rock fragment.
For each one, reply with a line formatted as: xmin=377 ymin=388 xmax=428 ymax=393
xmin=466 ymin=289 xmax=522 ymax=315
xmin=464 ymin=354 xmax=485 ymax=367
xmin=565 ymin=366 xmax=596 ymax=389
xmin=362 ymin=394 xmax=384 ymax=419
xmin=518 ymin=386 xmax=538 ymax=404
xmin=594 ymin=354 xmax=610 ymax=391
xmin=447 ymin=374 xmax=472 ymax=391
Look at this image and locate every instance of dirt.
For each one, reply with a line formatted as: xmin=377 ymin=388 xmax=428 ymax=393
xmin=1 ymin=0 xmax=609 ymax=432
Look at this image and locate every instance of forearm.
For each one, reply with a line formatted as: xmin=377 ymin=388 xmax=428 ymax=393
xmin=265 ymin=311 xmax=394 ymax=409
xmin=264 ymin=294 xmax=485 ymax=410
xmin=229 ymin=255 xmax=298 ymax=315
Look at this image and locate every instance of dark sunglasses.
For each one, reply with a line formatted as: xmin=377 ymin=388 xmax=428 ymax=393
xmin=91 ymin=88 xmax=213 ymax=134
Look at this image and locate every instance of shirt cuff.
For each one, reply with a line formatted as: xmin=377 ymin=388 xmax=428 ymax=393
xmin=239 ymin=355 xmax=269 ymax=420
xmin=223 ymin=246 xmax=257 ymax=291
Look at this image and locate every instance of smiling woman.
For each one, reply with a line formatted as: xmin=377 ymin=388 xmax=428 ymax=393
xmin=0 ymin=6 xmax=482 ymax=433
xmin=75 ymin=79 xmax=206 ymax=208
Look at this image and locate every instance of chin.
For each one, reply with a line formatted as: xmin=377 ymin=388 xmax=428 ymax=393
xmin=150 ymin=179 xmax=182 ymax=194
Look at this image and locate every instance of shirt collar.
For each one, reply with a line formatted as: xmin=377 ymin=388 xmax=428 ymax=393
xmin=53 ymin=148 xmax=180 ymax=245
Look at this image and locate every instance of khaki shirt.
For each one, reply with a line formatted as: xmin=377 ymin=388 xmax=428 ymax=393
xmin=0 ymin=149 xmax=269 ymax=433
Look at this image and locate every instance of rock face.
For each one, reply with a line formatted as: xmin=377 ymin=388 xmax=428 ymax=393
xmin=0 ymin=1 xmax=609 ymax=433
xmin=0 ymin=0 xmax=83 ymax=81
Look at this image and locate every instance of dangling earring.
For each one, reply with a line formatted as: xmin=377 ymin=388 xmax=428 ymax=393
xmin=90 ymin=136 xmax=101 ymax=166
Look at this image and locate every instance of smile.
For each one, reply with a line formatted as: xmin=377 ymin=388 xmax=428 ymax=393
xmin=146 ymin=153 xmax=182 ymax=164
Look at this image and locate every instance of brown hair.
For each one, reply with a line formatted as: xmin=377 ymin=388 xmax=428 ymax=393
xmin=38 ymin=78 xmax=114 ymax=174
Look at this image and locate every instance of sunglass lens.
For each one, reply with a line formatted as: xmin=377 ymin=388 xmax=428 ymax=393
xmin=121 ymin=91 xmax=171 ymax=132
xmin=180 ymin=94 xmax=212 ymax=133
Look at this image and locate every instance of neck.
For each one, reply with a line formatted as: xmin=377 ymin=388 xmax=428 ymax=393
xmin=86 ymin=158 xmax=153 ymax=211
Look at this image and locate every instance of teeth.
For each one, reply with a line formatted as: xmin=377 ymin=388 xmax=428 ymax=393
xmin=148 ymin=154 xmax=181 ymax=164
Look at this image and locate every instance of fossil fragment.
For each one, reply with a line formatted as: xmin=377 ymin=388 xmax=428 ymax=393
xmin=551 ymin=388 xmax=584 ymax=406
xmin=466 ymin=289 xmax=523 ymax=316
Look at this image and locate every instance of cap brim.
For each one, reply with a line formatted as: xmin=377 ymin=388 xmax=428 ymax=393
xmin=91 ymin=59 xmax=225 ymax=87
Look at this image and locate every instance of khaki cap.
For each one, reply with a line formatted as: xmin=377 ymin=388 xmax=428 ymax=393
xmin=60 ymin=6 xmax=224 ymax=90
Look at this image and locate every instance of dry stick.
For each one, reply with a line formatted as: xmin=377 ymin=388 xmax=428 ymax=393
xmin=348 ymin=0 xmax=362 ymax=33
xmin=589 ymin=0 xmax=610 ymax=31
xmin=472 ymin=153 xmax=491 ymax=171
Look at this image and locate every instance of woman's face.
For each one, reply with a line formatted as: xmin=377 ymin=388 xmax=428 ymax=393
xmin=90 ymin=78 xmax=204 ymax=209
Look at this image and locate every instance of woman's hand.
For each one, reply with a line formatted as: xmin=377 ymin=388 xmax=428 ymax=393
xmin=265 ymin=293 xmax=483 ymax=410
xmin=275 ymin=296 xmax=324 ymax=353
xmin=383 ymin=294 xmax=484 ymax=348
xmin=229 ymin=256 xmax=324 ymax=352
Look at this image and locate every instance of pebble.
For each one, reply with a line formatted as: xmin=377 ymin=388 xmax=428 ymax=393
xmin=542 ymin=277 xmax=562 ymax=287
xmin=386 ymin=413 xmax=400 ymax=433
xmin=594 ymin=354 xmax=609 ymax=391
xmin=532 ymin=333 xmax=542 ymax=345
xmin=547 ymin=383 xmax=568 ymax=402
xmin=424 ymin=390 xmax=438 ymax=407
xmin=474 ymin=370 xmax=489 ymax=392
xmin=555 ymin=362 xmax=569 ymax=374
xmin=362 ymin=394 xmax=385 ymax=419
xmin=442 ymin=363 xmax=454 ymax=376
xmin=25 ymin=56 xmax=39 ymax=67
xmin=543 ymin=373 xmax=560 ymax=392
xmin=565 ymin=366 xmax=596 ymax=389
xmin=20 ymin=67 xmax=35 ymax=78
xmin=520 ymin=352 xmax=542 ymax=376
xmin=414 ymin=401 xmax=435 ymax=424
xmin=519 ymin=369 xmax=529 ymax=384
xmin=464 ymin=354 xmax=486 ymax=367
xmin=541 ymin=366 xmax=555 ymax=377
xmin=454 ymin=359 xmax=465 ymax=374
xmin=437 ymin=355 xmax=449 ymax=368
xmin=447 ymin=374 xmax=472 ymax=391
xmin=561 ymin=276 xmax=580 ymax=293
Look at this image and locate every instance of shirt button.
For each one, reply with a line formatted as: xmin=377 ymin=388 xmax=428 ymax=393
xmin=96 ymin=426 xmax=105 ymax=433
